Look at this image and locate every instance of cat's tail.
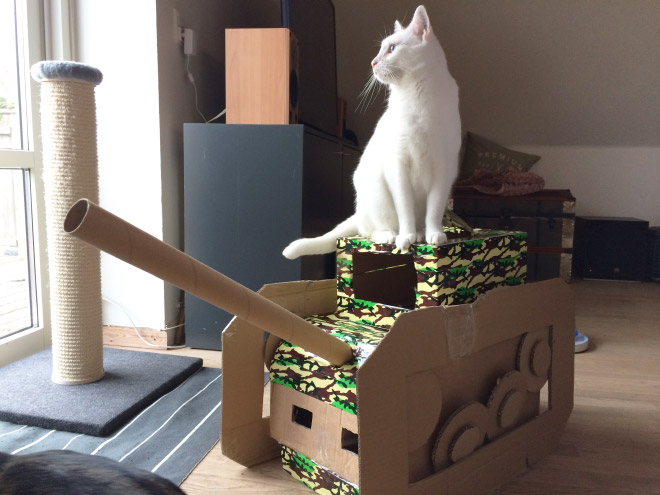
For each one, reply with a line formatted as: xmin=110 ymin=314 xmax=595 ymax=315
xmin=283 ymin=215 xmax=359 ymax=259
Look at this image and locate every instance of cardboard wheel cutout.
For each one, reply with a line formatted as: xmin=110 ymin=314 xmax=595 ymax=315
xmin=517 ymin=330 xmax=551 ymax=391
xmin=432 ymin=401 xmax=488 ymax=471
xmin=486 ymin=370 xmax=526 ymax=440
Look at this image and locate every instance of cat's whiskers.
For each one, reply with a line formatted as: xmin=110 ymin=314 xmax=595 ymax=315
xmin=356 ymin=84 xmax=375 ymax=113
xmin=375 ymin=66 xmax=396 ymax=85
xmin=357 ymin=73 xmax=383 ymax=113
xmin=381 ymin=63 xmax=412 ymax=81
xmin=377 ymin=25 xmax=391 ymax=44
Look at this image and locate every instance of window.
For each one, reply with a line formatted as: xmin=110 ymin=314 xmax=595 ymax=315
xmin=0 ymin=0 xmax=48 ymax=363
xmin=0 ymin=0 xmax=27 ymax=152
xmin=0 ymin=169 xmax=36 ymax=338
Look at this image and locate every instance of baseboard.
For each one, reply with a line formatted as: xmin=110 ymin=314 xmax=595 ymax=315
xmin=103 ymin=325 xmax=177 ymax=349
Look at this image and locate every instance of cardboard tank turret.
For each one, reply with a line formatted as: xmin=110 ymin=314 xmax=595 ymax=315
xmin=65 ymin=199 xmax=574 ymax=495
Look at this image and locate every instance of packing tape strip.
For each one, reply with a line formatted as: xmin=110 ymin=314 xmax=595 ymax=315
xmin=445 ymin=305 xmax=476 ymax=359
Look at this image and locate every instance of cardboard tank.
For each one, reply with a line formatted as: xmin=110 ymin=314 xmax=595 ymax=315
xmin=65 ymin=199 xmax=575 ymax=495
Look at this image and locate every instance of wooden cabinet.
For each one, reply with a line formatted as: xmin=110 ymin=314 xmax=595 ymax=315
xmin=451 ymin=189 xmax=576 ymax=282
xmin=183 ymin=124 xmax=360 ymax=349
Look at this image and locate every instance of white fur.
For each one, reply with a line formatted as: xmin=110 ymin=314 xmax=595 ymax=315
xmin=283 ymin=5 xmax=461 ymax=260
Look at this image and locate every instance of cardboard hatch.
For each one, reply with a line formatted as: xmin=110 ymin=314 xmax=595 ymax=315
xmin=222 ymin=233 xmax=574 ymax=495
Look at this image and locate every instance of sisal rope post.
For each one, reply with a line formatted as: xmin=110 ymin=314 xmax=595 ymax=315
xmin=32 ymin=61 xmax=105 ymax=385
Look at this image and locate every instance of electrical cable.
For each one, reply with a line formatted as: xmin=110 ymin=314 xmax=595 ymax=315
xmin=102 ymin=297 xmax=187 ymax=350
xmin=185 ymin=54 xmax=226 ymax=123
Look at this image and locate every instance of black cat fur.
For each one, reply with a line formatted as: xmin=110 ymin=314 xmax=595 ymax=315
xmin=0 ymin=450 xmax=185 ymax=494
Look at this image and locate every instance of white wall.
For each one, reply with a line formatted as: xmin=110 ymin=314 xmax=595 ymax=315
xmin=72 ymin=0 xmax=283 ymax=331
xmin=515 ymin=146 xmax=660 ymax=225
xmin=74 ymin=1 xmax=168 ymax=330
xmin=333 ymin=0 xmax=660 ymax=225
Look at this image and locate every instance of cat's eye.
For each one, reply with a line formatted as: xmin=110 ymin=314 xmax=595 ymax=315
xmin=389 ymin=44 xmax=396 ymax=53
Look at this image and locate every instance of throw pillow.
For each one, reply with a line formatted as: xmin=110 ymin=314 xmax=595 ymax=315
xmin=459 ymin=132 xmax=541 ymax=180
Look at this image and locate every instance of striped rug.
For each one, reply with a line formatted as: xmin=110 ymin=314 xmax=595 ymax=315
xmin=0 ymin=367 xmax=222 ymax=485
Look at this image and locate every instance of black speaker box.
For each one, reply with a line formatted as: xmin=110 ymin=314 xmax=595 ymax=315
xmin=282 ymin=0 xmax=338 ymax=135
xmin=573 ymin=216 xmax=649 ymax=281
xmin=648 ymin=227 xmax=660 ymax=281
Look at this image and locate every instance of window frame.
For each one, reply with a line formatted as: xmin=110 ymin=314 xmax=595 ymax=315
xmin=0 ymin=0 xmax=51 ymax=366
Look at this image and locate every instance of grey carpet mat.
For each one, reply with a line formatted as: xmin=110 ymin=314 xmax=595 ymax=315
xmin=0 ymin=367 xmax=222 ymax=485
xmin=0 ymin=348 xmax=202 ymax=436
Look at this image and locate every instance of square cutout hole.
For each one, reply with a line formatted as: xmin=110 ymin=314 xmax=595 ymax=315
xmin=352 ymin=252 xmax=417 ymax=309
xmin=292 ymin=405 xmax=313 ymax=429
xmin=341 ymin=427 xmax=359 ymax=455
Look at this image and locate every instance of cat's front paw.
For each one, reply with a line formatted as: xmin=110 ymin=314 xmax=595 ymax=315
xmin=373 ymin=231 xmax=396 ymax=244
xmin=426 ymin=231 xmax=448 ymax=245
xmin=395 ymin=233 xmax=416 ymax=250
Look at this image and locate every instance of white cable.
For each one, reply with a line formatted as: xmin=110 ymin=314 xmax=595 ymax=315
xmin=207 ymin=108 xmax=226 ymax=123
xmin=185 ymin=54 xmax=225 ymax=123
xmin=186 ymin=55 xmax=207 ymax=123
xmin=102 ymin=297 xmax=187 ymax=350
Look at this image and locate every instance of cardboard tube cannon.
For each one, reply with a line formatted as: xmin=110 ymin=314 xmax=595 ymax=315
xmin=64 ymin=199 xmax=354 ymax=366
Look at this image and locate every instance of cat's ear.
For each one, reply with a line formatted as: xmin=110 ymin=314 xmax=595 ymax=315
xmin=394 ymin=20 xmax=403 ymax=32
xmin=410 ymin=5 xmax=432 ymax=40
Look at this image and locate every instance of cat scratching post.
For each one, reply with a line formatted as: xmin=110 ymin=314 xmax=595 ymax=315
xmin=31 ymin=61 xmax=104 ymax=385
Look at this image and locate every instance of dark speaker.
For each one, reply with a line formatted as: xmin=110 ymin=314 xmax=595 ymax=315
xmin=573 ymin=216 xmax=649 ymax=281
xmin=648 ymin=227 xmax=660 ymax=281
xmin=282 ymin=0 xmax=338 ymax=135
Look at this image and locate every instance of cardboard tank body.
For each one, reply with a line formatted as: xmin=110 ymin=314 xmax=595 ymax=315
xmin=66 ymin=199 xmax=574 ymax=495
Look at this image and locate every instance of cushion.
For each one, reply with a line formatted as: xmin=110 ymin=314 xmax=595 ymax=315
xmin=455 ymin=168 xmax=545 ymax=196
xmin=459 ymin=132 xmax=541 ymax=180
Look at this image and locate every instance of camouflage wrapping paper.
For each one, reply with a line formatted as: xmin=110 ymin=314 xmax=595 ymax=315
xmin=270 ymin=314 xmax=386 ymax=416
xmin=337 ymin=230 xmax=527 ymax=312
xmin=335 ymin=296 xmax=406 ymax=329
xmin=281 ymin=445 xmax=360 ymax=495
xmin=414 ymin=230 xmax=527 ymax=307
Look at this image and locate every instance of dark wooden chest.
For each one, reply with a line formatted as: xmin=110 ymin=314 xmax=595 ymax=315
xmin=450 ymin=189 xmax=576 ymax=282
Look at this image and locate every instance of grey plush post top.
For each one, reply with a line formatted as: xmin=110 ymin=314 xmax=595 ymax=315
xmin=31 ymin=60 xmax=103 ymax=85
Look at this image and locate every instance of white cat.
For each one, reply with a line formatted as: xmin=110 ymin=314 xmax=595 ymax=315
xmin=283 ymin=5 xmax=461 ymax=259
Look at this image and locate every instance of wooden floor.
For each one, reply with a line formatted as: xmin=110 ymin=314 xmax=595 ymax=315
xmin=149 ymin=279 xmax=660 ymax=495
